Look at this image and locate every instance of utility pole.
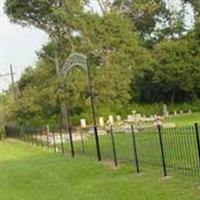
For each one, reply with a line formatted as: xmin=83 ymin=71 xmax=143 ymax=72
xmin=10 ymin=64 xmax=17 ymax=102
xmin=0 ymin=64 xmax=17 ymax=101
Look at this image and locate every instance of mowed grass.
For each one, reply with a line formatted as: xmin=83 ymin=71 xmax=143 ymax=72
xmin=66 ymin=126 xmax=200 ymax=178
xmin=0 ymin=140 xmax=200 ymax=200
xmin=166 ymin=112 xmax=200 ymax=126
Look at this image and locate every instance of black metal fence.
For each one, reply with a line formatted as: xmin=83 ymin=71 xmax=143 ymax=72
xmin=4 ymin=123 xmax=200 ymax=184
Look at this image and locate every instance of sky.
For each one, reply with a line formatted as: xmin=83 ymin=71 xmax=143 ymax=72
xmin=0 ymin=0 xmax=48 ymax=92
xmin=0 ymin=0 xmax=195 ymax=92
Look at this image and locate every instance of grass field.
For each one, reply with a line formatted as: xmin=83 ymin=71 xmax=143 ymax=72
xmin=166 ymin=112 xmax=200 ymax=126
xmin=60 ymin=125 xmax=200 ymax=179
xmin=1 ymin=140 xmax=200 ymax=200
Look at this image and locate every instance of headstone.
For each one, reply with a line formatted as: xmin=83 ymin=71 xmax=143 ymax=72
xmin=132 ymin=110 xmax=136 ymax=115
xmin=80 ymin=119 xmax=86 ymax=128
xmin=153 ymin=115 xmax=163 ymax=126
xmin=99 ymin=117 xmax=105 ymax=127
xmin=174 ymin=111 xmax=177 ymax=116
xmin=180 ymin=110 xmax=183 ymax=115
xmin=127 ymin=115 xmax=132 ymax=121
xmin=154 ymin=120 xmax=162 ymax=127
xmin=136 ymin=113 xmax=142 ymax=118
xmin=188 ymin=110 xmax=192 ymax=114
xmin=116 ymin=115 xmax=121 ymax=121
xmin=163 ymin=104 xmax=169 ymax=117
xmin=108 ymin=115 xmax=114 ymax=125
xmin=46 ymin=124 xmax=50 ymax=134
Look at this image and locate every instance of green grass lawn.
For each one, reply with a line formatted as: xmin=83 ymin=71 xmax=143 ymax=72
xmin=0 ymin=140 xmax=200 ymax=200
xmin=62 ymin=126 xmax=200 ymax=179
xmin=166 ymin=112 xmax=200 ymax=126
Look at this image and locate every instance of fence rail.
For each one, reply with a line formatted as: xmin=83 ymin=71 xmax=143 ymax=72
xmin=4 ymin=123 xmax=200 ymax=184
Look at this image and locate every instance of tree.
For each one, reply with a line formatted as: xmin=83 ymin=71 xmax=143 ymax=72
xmin=4 ymin=0 xmax=200 ymax=125
xmin=5 ymin=0 xmax=85 ymax=126
xmin=134 ymin=37 xmax=200 ymax=103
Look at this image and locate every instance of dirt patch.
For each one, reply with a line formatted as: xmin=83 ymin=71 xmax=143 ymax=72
xmin=100 ymin=160 xmax=119 ymax=170
xmin=162 ymin=122 xmax=176 ymax=128
xmin=160 ymin=176 xmax=173 ymax=181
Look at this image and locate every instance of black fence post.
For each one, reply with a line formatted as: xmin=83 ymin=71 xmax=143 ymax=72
xmin=29 ymin=129 xmax=34 ymax=145
xmin=27 ymin=128 xmax=31 ymax=144
xmin=59 ymin=128 xmax=65 ymax=154
xmin=4 ymin=126 xmax=8 ymax=140
xmin=86 ymin=60 xmax=101 ymax=162
xmin=35 ymin=128 xmax=39 ymax=146
xmin=194 ymin=123 xmax=200 ymax=178
xmin=45 ymin=127 xmax=49 ymax=149
xmin=19 ymin=126 xmax=23 ymax=142
xmin=110 ymin=126 xmax=118 ymax=167
xmin=157 ymin=125 xmax=167 ymax=177
xmin=131 ymin=125 xmax=140 ymax=174
xmin=22 ymin=127 xmax=27 ymax=143
xmin=20 ymin=127 xmax=23 ymax=141
xmin=80 ymin=128 xmax=85 ymax=154
xmin=52 ymin=128 xmax=57 ymax=153
xmin=66 ymin=125 xmax=75 ymax=158
xmin=39 ymin=129 xmax=43 ymax=148
xmin=22 ymin=128 xmax=25 ymax=142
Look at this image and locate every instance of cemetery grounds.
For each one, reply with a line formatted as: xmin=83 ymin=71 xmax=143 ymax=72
xmin=0 ymin=112 xmax=200 ymax=200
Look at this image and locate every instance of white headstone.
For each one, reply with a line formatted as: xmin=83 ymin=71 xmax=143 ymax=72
xmin=180 ymin=110 xmax=183 ymax=115
xmin=163 ymin=104 xmax=169 ymax=117
xmin=136 ymin=113 xmax=142 ymax=118
xmin=127 ymin=115 xmax=132 ymax=120
xmin=188 ymin=110 xmax=192 ymax=114
xmin=108 ymin=115 xmax=114 ymax=125
xmin=99 ymin=117 xmax=105 ymax=127
xmin=116 ymin=115 xmax=121 ymax=121
xmin=132 ymin=110 xmax=136 ymax=115
xmin=46 ymin=124 xmax=50 ymax=134
xmin=80 ymin=119 xmax=86 ymax=128
xmin=174 ymin=111 xmax=177 ymax=116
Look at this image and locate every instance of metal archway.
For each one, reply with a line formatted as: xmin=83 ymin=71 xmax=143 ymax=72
xmin=60 ymin=53 xmax=101 ymax=161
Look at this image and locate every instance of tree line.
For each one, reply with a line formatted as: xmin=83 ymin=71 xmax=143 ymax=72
xmin=1 ymin=0 xmax=200 ymax=126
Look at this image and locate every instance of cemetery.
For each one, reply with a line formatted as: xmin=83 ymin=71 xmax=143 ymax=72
xmin=31 ymin=106 xmax=197 ymax=146
xmin=1 ymin=0 xmax=200 ymax=199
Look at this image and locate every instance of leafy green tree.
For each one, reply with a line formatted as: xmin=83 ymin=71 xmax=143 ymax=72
xmin=3 ymin=0 xmax=200 ymax=125
xmin=134 ymin=36 xmax=200 ymax=103
xmin=5 ymin=0 xmax=86 ymax=125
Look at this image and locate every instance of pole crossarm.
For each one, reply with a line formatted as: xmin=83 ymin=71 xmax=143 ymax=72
xmin=0 ymin=73 xmax=12 ymax=78
xmin=61 ymin=53 xmax=87 ymax=76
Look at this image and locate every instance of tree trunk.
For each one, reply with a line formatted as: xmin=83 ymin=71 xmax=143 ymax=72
xmin=171 ymin=88 xmax=176 ymax=104
xmin=191 ymin=89 xmax=198 ymax=101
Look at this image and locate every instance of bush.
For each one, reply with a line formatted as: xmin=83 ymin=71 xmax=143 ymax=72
xmin=167 ymin=101 xmax=200 ymax=113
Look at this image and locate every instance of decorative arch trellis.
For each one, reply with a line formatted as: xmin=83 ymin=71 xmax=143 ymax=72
xmin=60 ymin=53 xmax=101 ymax=161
